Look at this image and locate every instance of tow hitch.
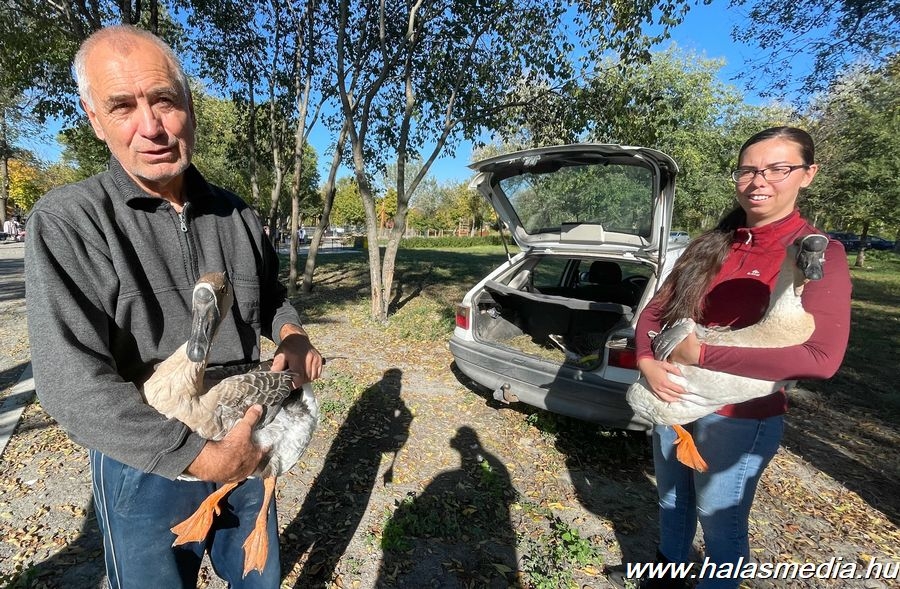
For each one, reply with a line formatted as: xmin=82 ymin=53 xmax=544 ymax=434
xmin=493 ymin=383 xmax=519 ymax=404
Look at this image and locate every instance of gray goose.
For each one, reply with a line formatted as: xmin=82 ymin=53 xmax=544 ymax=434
xmin=626 ymin=234 xmax=828 ymax=471
xmin=141 ymin=271 xmax=318 ymax=577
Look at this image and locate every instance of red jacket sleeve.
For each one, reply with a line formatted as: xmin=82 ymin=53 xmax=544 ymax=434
xmin=635 ymin=292 xmax=667 ymax=361
xmin=700 ymin=240 xmax=852 ymax=380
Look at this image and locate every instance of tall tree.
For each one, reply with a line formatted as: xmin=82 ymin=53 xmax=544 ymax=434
xmin=332 ymin=0 xmax=692 ymax=321
xmin=730 ymin=0 xmax=900 ymax=97
xmin=7 ymin=156 xmax=47 ymax=214
xmin=1 ymin=1 xmax=182 ymax=219
xmin=807 ymin=57 xmax=900 ymax=265
xmin=503 ymin=47 xmax=796 ymax=231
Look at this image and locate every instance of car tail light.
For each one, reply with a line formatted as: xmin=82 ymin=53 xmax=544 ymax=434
xmin=455 ymin=305 xmax=471 ymax=330
xmin=607 ymin=339 xmax=637 ymax=369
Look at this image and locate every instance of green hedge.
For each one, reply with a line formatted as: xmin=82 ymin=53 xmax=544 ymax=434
xmin=399 ymin=235 xmax=506 ymax=248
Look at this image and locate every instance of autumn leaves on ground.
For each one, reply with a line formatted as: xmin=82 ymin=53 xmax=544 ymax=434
xmin=1 ymin=246 xmax=898 ymax=588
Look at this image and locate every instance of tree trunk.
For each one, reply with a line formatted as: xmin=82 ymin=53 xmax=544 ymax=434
xmin=0 ymin=108 xmax=9 ymax=225
xmin=855 ymin=220 xmax=870 ymax=268
xmin=359 ymin=180 xmax=384 ymax=320
xmin=302 ymin=123 xmax=348 ymax=294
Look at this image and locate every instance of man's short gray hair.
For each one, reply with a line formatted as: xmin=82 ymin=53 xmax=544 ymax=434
xmin=73 ymin=25 xmax=190 ymax=110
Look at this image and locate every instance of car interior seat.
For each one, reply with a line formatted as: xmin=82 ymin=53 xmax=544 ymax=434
xmin=577 ymin=261 xmax=641 ymax=306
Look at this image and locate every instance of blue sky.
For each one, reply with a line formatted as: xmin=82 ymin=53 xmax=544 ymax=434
xmin=422 ymin=1 xmax=767 ymax=183
xmin=25 ymin=2 xmax=802 ymax=184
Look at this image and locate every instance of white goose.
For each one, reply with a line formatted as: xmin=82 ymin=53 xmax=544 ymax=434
xmin=141 ymin=271 xmax=318 ymax=577
xmin=627 ymin=234 xmax=829 ymax=471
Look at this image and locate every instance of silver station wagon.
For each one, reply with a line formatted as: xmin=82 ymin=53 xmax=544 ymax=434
xmin=449 ymin=144 xmax=687 ymax=430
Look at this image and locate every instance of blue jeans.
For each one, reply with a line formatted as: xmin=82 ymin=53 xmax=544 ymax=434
xmin=652 ymin=413 xmax=783 ymax=589
xmin=89 ymin=450 xmax=280 ymax=588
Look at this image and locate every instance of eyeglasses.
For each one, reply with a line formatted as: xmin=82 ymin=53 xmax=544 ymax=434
xmin=731 ymin=165 xmax=809 ymax=184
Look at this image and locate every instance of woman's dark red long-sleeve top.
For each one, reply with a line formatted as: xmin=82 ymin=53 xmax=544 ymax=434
xmin=635 ymin=210 xmax=852 ymax=419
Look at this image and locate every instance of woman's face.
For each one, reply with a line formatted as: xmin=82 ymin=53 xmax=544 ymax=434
xmin=735 ymin=137 xmax=818 ymax=227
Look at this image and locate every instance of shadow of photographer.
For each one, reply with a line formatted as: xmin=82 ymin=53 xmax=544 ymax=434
xmin=279 ymin=367 xmax=412 ymax=587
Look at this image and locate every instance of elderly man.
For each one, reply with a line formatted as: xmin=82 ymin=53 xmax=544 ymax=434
xmin=25 ymin=25 xmax=322 ymax=588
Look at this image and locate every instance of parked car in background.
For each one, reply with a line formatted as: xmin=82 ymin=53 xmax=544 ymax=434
xmin=862 ymin=235 xmax=895 ymax=250
xmin=449 ymin=144 xmax=686 ymax=431
xmin=827 ymin=231 xmax=860 ymax=251
xmin=669 ymin=230 xmax=689 ymax=244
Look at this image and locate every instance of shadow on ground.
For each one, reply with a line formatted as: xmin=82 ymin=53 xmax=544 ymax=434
xmin=280 ymin=368 xmax=413 ymax=588
xmin=377 ymin=425 xmax=521 ymax=588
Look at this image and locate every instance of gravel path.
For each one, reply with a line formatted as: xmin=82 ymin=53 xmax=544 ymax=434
xmin=1 ymin=241 xmax=897 ymax=589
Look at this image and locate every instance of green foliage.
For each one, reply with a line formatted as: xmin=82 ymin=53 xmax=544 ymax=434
xmin=57 ymin=123 xmax=109 ymax=179
xmin=502 ymin=160 xmax=654 ymax=236
xmin=497 ymin=47 xmax=800 ymax=232
xmin=331 ymin=177 xmax=367 ymax=227
xmin=406 ymin=178 xmax=492 ymax=233
xmin=730 ymin=0 xmax=900 ymax=97
xmin=399 ymin=235 xmax=505 ymax=248
xmin=808 ymin=57 xmax=900 ymax=237
xmin=519 ymin=503 xmax=603 ymax=589
xmin=191 ymin=85 xmax=248 ymax=197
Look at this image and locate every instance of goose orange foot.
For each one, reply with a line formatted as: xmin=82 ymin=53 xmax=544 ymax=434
xmin=671 ymin=424 xmax=709 ymax=472
xmin=171 ymin=482 xmax=239 ymax=546
xmin=241 ymin=476 xmax=277 ymax=577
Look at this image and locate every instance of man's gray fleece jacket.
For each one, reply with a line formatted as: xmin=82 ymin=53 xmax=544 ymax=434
xmin=25 ymin=159 xmax=302 ymax=479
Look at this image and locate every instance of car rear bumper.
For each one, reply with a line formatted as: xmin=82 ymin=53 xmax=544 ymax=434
xmin=450 ymin=336 xmax=651 ymax=431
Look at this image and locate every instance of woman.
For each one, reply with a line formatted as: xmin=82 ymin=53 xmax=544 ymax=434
xmin=632 ymin=127 xmax=851 ymax=589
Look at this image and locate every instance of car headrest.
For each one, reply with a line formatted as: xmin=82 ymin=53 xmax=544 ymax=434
xmin=588 ymin=261 xmax=622 ymax=283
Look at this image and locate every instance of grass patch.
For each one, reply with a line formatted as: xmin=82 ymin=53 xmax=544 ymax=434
xmin=385 ymin=297 xmax=456 ymax=342
xmin=314 ymin=372 xmax=366 ymax=420
xmin=518 ymin=501 xmax=604 ymax=589
xmin=290 ymin=246 xmax=899 ymax=420
xmin=801 ymin=251 xmax=900 ymax=417
xmin=283 ymin=247 xmax=509 ymax=324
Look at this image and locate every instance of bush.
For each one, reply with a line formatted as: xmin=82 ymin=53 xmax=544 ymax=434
xmin=399 ymin=235 xmax=505 ymax=248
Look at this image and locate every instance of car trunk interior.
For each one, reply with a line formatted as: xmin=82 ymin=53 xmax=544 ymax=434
xmin=471 ymin=278 xmax=639 ymax=367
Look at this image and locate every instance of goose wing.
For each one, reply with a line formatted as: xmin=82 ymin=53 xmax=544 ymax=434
xmin=255 ymin=384 xmax=319 ymax=478
xmin=202 ymin=362 xmax=268 ymax=389
xmin=203 ymin=371 xmax=296 ymax=438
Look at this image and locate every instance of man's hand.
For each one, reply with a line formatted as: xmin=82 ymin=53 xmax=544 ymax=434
xmin=184 ymin=405 xmax=267 ymax=483
xmin=637 ymin=357 xmax=686 ymax=404
xmin=272 ymin=324 xmax=323 ymax=388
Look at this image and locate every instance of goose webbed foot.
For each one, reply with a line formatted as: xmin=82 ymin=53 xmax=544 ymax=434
xmin=671 ymin=424 xmax=709 ymax=472
xmin=171 ymin=482 xmax=239 ymax=545
xmin=241 ymin=476 xmax=277 ymax=578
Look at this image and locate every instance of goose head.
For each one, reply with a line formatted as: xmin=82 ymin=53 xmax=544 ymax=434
xmin=791 ymin=234 xmax=828 ymax=295
xmin=186 ymin=272 xmax=234 ymax=363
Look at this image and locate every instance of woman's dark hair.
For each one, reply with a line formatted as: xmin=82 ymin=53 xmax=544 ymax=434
xmin=739 ymin=126 xmax=815 ymax=166
xmin=655 ymin=126 xmax=815 ymax=325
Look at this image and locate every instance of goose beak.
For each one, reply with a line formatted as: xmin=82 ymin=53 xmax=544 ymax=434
xmin=796 ymin=234 xmax=828 ymax=281
xmin=187 ymin=283 xmax=221 ymax=363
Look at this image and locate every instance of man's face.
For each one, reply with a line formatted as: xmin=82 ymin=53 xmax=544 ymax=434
xmin=82 ymin=36 xmax=196 ymax=199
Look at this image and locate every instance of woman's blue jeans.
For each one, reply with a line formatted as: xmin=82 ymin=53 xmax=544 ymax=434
xmin=652 ymin=413 xmax=784 ymax=589
xmin=89 ymin=450 xmax=281 ymax=588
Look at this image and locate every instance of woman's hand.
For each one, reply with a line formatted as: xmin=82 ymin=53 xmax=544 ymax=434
xmin=637 ymin=357 xmax=686 ymax=403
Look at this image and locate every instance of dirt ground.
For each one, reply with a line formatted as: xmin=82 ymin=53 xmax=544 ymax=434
xmin=1 ymin=243 xmax=898 ymax=588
